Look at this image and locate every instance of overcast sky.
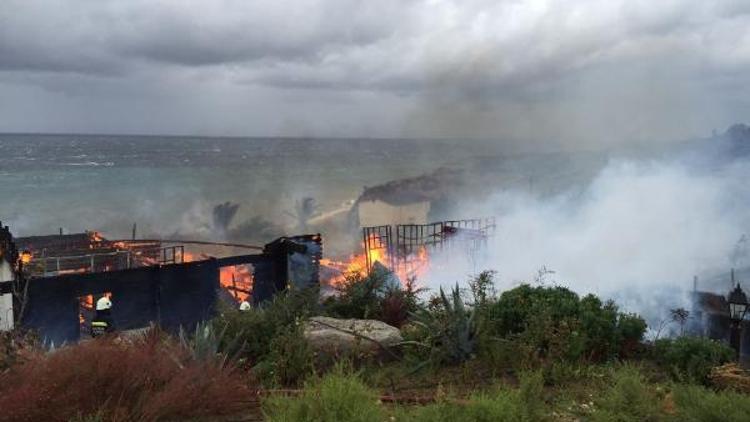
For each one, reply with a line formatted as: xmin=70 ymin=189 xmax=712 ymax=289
xmin=1 ymin=0 xmax=749 ymax=148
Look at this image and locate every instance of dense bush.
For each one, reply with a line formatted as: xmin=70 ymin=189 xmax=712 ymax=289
xmin=486 ymin=284 xmax=647 ymax=363
xmin=0 ymin=330 xmax=256 ymax=421
xmin=214 ymin=287 xmax=319 ymax=365
xmin=673 ymin=383 xmax=750 ymax=422
xmin=263 ymin=366 xmax=384 ymax=422
xmin=652 ymin=336 xmax=735 ymax=383
xmin=322 ymin=272 xmax=388 ymax=320
xmin=322 ymin=271 xmax=422 ymax=327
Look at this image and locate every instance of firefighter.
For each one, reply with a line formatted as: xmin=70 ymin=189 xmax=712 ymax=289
xmin=91 ymin=296 xmax=115 ymax=338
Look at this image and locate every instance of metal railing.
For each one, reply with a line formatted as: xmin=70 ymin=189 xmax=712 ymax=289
xmin=27 ymin=245 xmax=185 ymax=277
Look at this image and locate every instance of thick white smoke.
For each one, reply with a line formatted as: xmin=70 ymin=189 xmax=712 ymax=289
xmin=423 ymin=155 xmax=750 ymax=321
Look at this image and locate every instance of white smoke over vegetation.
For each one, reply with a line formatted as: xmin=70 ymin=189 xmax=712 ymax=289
xmin=424 ymin=154 xmax=750 ymax=321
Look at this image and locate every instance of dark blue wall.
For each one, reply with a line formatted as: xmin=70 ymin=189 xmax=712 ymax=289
xmin=22 ymin=260 xmax=219 ymax=345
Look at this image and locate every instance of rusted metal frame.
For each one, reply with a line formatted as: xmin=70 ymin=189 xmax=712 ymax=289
xmin=395 ymin=222 xmax=443 ymax=279
xmin=362 ymin=225 xmax=393 ymax=274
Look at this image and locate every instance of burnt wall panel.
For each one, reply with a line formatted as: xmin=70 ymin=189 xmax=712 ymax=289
xmin=108 ymin=272 xmax=159 ymax=330
xmin=157 ymin=260 xmax=219 ymax=332
xmin=23 ymin=277 xmax=79 ymax=345
xmin=21 ymin=260 xmax=219 ymax=345
xmin=252 ymin=260 xmax=283 ymax=305
xmin=60 ymin=266 xmax=160 ymax=333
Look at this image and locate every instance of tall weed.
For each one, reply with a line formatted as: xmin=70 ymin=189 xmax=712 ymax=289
xmin=673 ymin=384 xmax=750 ymax=422
xmin=396 ymin=371 xmax=545 ymax=422
xmin=591 ymin=365 xmax=664 ymax=422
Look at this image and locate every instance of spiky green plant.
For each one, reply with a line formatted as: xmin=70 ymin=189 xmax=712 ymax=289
xmin=179 ymin=320 xmax=245 ymax=366
xmin=412 ymin=284 xmax=477 ymax=365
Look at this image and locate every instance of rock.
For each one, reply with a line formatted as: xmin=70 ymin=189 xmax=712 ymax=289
xmin=304 ymin=316 xmax=403 ymax=357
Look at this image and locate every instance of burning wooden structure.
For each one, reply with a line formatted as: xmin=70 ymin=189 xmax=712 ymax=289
xmin=0 ymin=223 xmax=322 ymax=344
xmin=353 ymin=168 xmax=464 ymax=227
xmin=15 ymin=232 xmax=184 ymax=277
xmin=321 ymin=217 xmax=495 ymax=288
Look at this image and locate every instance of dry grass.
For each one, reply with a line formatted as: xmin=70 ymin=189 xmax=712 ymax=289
xmin=709 ymin=363 xmax=750 ymax=393
xmin=0 ymin=330 xmax=259 ymax=421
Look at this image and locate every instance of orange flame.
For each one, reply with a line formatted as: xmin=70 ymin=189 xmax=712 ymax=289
xmin=220 ymin=265 xmax=253 ymax=302
xmin=320 ymin=234 xmax=430 ymax=288
xmin=19 ymin=251 xmax=32 ymax=265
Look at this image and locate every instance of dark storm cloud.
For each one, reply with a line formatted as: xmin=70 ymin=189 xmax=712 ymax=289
xmin=0 ymin=0 xmax=400 ymax=71
xmin=1 ymin=0 xmax=750 ymax=142
xmin=111 ymin=1 xmax=400 ymax=66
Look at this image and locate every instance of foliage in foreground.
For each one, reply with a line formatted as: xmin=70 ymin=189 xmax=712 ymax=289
xmin=652 ymin=336 xmax=735 ymax=384
xmin=263 ymin=366 xmax=383 ymax=422
xmin=398 ymin=370 xmax=545 ymax=422
xmin=0 ymin=330 xmax=256 ymax=421
xmin=259 ymin=323 xmax=315 ymax=387
xmin=673 ymin=383 xmax=750 ymax=422
xmin=215 ymin=287 xmax=318 ymax=363
xmin=265 ymin=367 xmax=546 ymax=422
xmin=411 ymin=284 xmax=478 ymax=365
xmin=322 ymin=270 xmax=423 ymax=328
xmin=0 ymin=329 xmax=40 ymax=371
xmin=590 ymin=365 xmax=665 ymax=422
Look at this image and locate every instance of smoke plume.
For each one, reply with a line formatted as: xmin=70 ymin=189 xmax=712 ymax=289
xmin=426 ymin=146 xmax=750 ymax=322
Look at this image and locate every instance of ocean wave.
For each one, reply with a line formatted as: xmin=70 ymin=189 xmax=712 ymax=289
xmin=61 ymin=161 xmax=115 ymax=167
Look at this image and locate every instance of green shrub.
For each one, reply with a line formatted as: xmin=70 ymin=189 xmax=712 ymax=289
xmin=486 ymin=285 xmax=646 ymax=364
xmin=652 ymin=336 xmax=734 ymax=383
xmin=263 ymin=366 xmax=383 ymax=422
xmin=477 ymin=336 xmax=532 ymax=373
xmin=518 ymin=370 xmax=546 ymax=421
xmin=673 ymin=384 xmax=750 ymax=422
xmin=259 ymin=323 xmax=315 ymax=387
xmin=179 ymin=320 xmax=244 ymax=366
xmin=617 ymin=313 xmax=648 ymax=358
xmin=322 ymin=271 xmax=389 ymax=320
xmin=214 ymin=287 xmax=319 ymax=365
xmin=591 ymin=366 xmax=664 ymax=422
xmin=322 ymin=271 xmax=424 ymax=328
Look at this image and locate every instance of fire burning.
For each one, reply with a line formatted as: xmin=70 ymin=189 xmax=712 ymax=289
xmin=320 ymin=235 xmax=430 ymax=288
xmin=220 ymin=265 xmax=253 ymax=302
xmin=184 ymin=252 xmax=253 ymax=303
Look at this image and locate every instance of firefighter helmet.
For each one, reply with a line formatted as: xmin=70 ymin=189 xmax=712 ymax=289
xmin=239 ymin=301 xmax=251 ymax=311
xmin=96 ymin=296 xmax=112 ymax=311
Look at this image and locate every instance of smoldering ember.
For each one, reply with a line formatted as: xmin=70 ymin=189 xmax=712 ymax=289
xmin=4 ymin=1 xmax=750 ymax=421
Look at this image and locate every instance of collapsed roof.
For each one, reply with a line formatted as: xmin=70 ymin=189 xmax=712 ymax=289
xmin=358 ymin=167 xmax=464 ymax=206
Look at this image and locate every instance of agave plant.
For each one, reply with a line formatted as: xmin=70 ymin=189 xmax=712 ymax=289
xmin=412 ymin=284 xmax=477 ymax=364
xmin=179 ymin=320 xmax=245 ymax=366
